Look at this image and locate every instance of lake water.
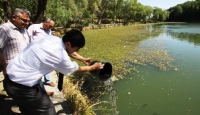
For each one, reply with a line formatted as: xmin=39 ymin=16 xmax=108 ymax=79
xmin=97 ymin=23 xmax=200 ymax=115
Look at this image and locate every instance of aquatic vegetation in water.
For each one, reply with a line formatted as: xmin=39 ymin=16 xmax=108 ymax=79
xmin=174 ymin=67 xmax=179 ymax=71
xmin=66 ymin=25 xmax=175 ymax=114
xmin=81 ymin=25 xmax=164 ymax=78
xmin=129 ymin=39 xmax=174 ymax=71
xmin=142 ymin=103 xmax=148 ymax=108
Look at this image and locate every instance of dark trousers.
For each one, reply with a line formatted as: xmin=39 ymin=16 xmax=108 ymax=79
xmin=3 ymin=76 xmax=56 ymax=115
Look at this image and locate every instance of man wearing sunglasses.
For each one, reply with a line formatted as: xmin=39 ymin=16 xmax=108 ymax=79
xmin=0 ymin=8 xmax=31 ymax=77
xmin=0 ymin=8 xmax=31 ymax=114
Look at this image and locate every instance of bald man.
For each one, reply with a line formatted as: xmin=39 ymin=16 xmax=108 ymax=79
xmin=28 ymin=18 xmax=55 ymax=95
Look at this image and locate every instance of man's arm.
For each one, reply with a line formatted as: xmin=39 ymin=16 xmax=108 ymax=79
xmin=0 ymin=49 xmax=7 ymax=76
xmin=75 ymin=62 xmax=104 ymax=73
xmin=69 ymin=52 xmax=91 ymax=65
xmin=57 ymin=53 xmax=102 ymax=91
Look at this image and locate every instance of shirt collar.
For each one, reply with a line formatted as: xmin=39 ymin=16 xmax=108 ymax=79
xmin=39 ymin=23 xmax=44 ymax=30
xmin=8 ymin=20 xmax=26 ymax=32
xmin=8 ymin=20 xmax=19 ymax=30
xmin=61 ymin=39 xmax=66 ymax=50
xmin=40 ymin=23 xmax=51 ymax=33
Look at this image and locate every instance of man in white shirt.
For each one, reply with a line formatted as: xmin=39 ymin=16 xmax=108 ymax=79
xmin=3 ymin=29 xmax=104 ymax=115
xmin=28 ymin=18 xmax=56 ymax=87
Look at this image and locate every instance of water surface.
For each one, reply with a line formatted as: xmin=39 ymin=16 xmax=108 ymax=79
xmin=98 ymin=23 xmax=200 ymax=115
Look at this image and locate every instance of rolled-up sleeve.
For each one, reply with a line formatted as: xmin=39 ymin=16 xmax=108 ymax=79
xmin=56 ymin=60 xmax=79 ymax=76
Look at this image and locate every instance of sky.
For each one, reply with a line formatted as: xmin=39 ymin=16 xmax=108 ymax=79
xmin=137 ymin=0 xmax=190 ymax=9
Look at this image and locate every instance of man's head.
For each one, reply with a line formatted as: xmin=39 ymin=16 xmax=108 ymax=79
xmin=11 ymin=8 xmax=31 ymax=29
xmin=62 ymin=29 xmax=85 ymax=54
xmin=42 ymin=18 xmax=55 ymax=30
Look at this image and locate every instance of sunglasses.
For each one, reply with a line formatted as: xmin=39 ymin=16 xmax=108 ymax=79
xmin=16 ymin=15 xmax=30 ymax=23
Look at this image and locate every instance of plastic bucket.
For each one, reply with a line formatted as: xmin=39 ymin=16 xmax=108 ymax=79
xmin=89 ymin=61 xmax=112 ymax=81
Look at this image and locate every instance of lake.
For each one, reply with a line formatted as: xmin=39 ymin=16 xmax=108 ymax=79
xmin=97 ymin=23 xmax=200 ymax=115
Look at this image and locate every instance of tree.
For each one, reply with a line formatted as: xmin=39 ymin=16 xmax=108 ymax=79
xmin=96 ymin=0 xmax=110 ymax=24
xmin=0 ymin=0 xmax=12 ymax=19
xmin=152 ymin=7 xmax=170 ymax=22
xmin=33 ymin=0 xmax=47 ymax=23
xmin=174 ymin=5 xmax=183 ymax=16
xmin=87 ymin=0 xmax=99 ymax=23
xmin=121 ymin=0 xmax=137 ymax=25
xmin=45 ymin=0 xmax=72 ymax=27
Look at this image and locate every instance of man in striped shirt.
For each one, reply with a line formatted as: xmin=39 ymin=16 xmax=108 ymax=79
xmin=0 ymin=8 xmax=54 ymax=96
xmin=0 ymin=8 xmax=31 ymax=114
xmin=0 ymin=8 xmax=31 ymax=66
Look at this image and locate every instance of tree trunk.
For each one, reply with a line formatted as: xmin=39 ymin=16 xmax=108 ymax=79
xmin=33 ymin=0 xmax=47 ymax=23
xmin=3 ymin=1 xmax=12 ymax=20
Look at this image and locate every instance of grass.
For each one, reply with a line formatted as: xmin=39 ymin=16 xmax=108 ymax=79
xmin=63 ymin=75 xmax=109 ymax=115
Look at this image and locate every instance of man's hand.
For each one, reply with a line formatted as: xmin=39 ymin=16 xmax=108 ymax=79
xmin=75 ymin=62 xmax=104 ymax=73
xmin=82 ymin=58 xmax=91 ymax=65
xmin=91 ymin=62 xmax=104 ymax=70
xmin=69 ymin=52 xmax=91 ymax=65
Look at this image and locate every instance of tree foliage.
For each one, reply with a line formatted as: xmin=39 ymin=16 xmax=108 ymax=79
xmin=167 ymin=0 xmax=200 ymax=22
xmin=0 ymin=0 xmax=199 ymax=26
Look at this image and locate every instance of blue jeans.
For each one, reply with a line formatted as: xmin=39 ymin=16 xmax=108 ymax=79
xmin=39 ymin=74 xmax=51 ymax=91
xmin=39 ymin=80 xmax=46 ymax=91
xmin=44 ymin=73 xmax=51 ymax=84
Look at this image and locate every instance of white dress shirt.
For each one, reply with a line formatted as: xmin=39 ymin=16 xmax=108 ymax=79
xmin=27 ymin=23 xmax=51 ymax=42
xmin=7 ymin=35 xmax=79 ymax=87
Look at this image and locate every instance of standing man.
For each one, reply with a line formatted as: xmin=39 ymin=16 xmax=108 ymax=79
xmin=3 ymin=29 xmax=104 ymax=115
xmin=28 ymin=18 xmax=56 ymax=87
xmin=0 ymin=8 xmax=31 ymax=66
xmin=0 ymin=8 xmax=53 ymax=97
xmin=0 ymin=8 xmax=31 ymax=114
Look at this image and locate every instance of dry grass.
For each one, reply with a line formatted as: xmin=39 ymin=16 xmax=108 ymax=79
xmin=63 ymin=76 xmax=109 ymax=115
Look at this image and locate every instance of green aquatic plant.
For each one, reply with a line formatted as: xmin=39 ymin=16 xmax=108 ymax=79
xmin=60 ymin=24 xmax=176 ymax=115
xmin=80 ymin=25 xmax=170 ymax=79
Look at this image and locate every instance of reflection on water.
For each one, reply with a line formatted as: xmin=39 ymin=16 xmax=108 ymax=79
xmin=165 ymin=24 xmax=200 ymax=46
xmin=97 ymin=23 xmax=200 ymax=115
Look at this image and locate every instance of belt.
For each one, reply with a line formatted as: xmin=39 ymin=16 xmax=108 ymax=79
xmin=5 ymin=74 xmax=30 ymax=88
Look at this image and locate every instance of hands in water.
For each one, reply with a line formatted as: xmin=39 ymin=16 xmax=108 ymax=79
xmin=92 ymin=62 xmax=104 ymax=70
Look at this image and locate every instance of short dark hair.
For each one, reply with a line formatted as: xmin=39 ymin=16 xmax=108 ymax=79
xmin=62 ymin=29 xmax=85 ymax=48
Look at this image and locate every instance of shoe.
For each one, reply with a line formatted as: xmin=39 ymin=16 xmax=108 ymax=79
xmin=11 ymin=105 xmax=21 ymax=114
xmin=46 ymin=82 xmax=56 ymax=87
xmin=46 ymin=92 xmax=54 ymax=96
